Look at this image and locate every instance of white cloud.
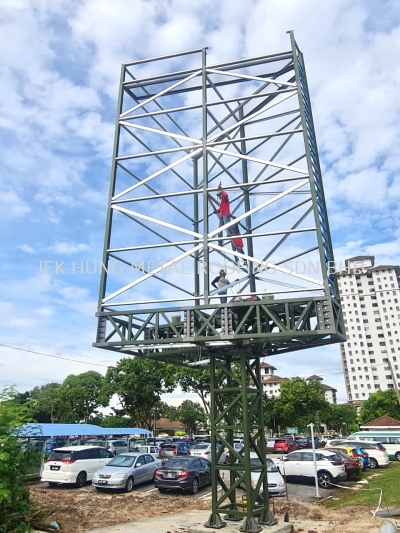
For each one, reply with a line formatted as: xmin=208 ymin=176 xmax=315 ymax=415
xmin=1 ymin=0 xmax=400 ymax=404
xmin=18 ymin=244 xmax=35 ymax=254
xmin=47 ymin=242 xmax=91 ymax=255
xmin=1 ymin=190 xmax=31 ymax=219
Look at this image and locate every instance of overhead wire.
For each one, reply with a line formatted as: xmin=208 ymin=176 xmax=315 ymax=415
xmin=0 ymin=343 xmax=109 ymax=368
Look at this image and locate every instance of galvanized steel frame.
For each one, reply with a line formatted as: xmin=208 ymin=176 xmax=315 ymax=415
xmin=94 ymin=33 xmax=345 ymax=530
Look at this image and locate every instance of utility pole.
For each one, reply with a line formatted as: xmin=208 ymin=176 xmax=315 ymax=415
xmin=388 ymin=361 xmax=400 ymax=408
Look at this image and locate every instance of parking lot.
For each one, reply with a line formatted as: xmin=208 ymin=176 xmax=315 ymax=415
xmin=33 ymin=472 xmax=339 ymax=501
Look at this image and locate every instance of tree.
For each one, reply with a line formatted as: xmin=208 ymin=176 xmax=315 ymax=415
xmin=277 ymin=377 xmax=331 ymax=432
xmin=0 ymin=387 xmax=42 ymax=532
xmin=15 ymin=383 xmax=64 ymax=423
xmin=263 ymin=395 xmax=285 ymax=435
xmin=359 ymin=389 xmax=400 ymax=424
xmin=176 ymin=367 xmax=212 ymax=418
xmin=177 ymin=400 xmax=206 ymax=436
xmin=59 ymin=371 xmax=106 ymax=423
xmin=101 ymin=358 xmax=178 ymax=429
xmin=326 ymin=403 xmax=358 ymax=434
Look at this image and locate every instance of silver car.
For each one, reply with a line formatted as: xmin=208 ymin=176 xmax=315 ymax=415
xmin=107 ymin=440 xmax=129 ymax=456
xmin=92 ymin=453 xmax=162 ymax=492
xmin=239 ymin=453 xmax=286 ymax=497
xmin=189 ymin=443 xmax=228 ymax=464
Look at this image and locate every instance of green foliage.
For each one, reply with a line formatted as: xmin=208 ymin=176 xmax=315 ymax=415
xmin=101 ymin=358 xmax=178 ymax=429
xmin=263 ymin=394 xmax=285 ymax=434
xmin=0 ymin=387 xmax=42 ymax=532
xmin=358 ymin=388 xmax=400 ymax=424
xmin=59 ymin=371 xmax=105 ymax=423
xmin=176 ymin=400 xmax=206 ymax=436
xmin=326 ymin=403 xmax=358 ymax=434
xmin=274 ymin=377 xmax=331 ymax=432
xmin=176 ymin=367 xmax=211 ymax=417
xmin=326 ymin=462 xmax=400 ymax=508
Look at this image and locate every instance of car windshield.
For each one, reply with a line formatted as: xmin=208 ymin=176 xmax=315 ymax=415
xmin=107 ymin=455 xmax=137 ymax=467
xmin=137 ymin=446 xmax=149 ymax=453
xmin=191 ymin=444 xmax=208 ymax=450
xmin=248 ymin=457 xmax=277 ymax=472
xmin=163 ymin=458 xmax=190 ymax=468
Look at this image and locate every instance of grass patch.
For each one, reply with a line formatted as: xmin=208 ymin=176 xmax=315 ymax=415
xmin=325 ymin=462 xmax=400 ymax=508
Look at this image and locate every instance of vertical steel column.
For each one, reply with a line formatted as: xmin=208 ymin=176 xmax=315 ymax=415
xmin=97 ymin=64 xmax=125 ymax=311
xmin=205 ymin=353 xmax=275 ymax=532
xmin=239 ymin=108 xmax=256 ymax=293
xmin=193 ymin=160 xmax=200 ymax=297
xmin=288 ymin=31 xmax=338 ymax=299
xmin=201 ymin=48 xmax=210 ymax=304
xmin=205 ymin=355 xmax=227 ymax=529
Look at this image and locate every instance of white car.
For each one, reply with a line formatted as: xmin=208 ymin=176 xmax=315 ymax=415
xmin=189 ymin=443 xmax=228 ymax=464
xmin=92 ymin=452 xmax=162 ymax=492
xmin=276 ymin=449 xmax=347 ymax=489
xmin=131 ymin=444 xmax=161 ymax=457
xmin=239 ymin=453 xmax=286 ymax=497
xmin=339 ymin=440 xmax=390 ymax=469
xmin=41 ymin=446 xmax=114 ymax=487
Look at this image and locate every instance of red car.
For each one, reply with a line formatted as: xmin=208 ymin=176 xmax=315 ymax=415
xmin=273 ymin=438 xmax=298 ymax=454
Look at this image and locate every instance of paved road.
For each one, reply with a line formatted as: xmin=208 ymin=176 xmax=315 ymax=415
xmin=34 ymin=476 xmax=344 ymax=502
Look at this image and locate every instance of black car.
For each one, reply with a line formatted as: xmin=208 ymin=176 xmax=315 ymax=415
xmin=295 ymin=437 xmax=312 ymax=449
xmin=154 ymin=456 xmax=211 ymax=494
xmin=158 ymin=441 xmax=191 ymax=463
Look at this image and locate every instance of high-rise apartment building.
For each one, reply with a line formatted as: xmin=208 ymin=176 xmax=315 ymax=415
xmin=338 ymin=256 xmax=400 ymax=408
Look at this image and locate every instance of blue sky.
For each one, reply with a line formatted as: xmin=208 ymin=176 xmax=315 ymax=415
xmin=1 ymin=0 xmax=400 ymax=405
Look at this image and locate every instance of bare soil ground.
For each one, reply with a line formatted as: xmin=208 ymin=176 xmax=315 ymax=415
xmin=30 ymin=485 xmax=384 ymax=533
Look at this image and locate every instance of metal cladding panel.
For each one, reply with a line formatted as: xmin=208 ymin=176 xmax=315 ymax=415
xmin=19 ymin=423 xmax=151 ymax=437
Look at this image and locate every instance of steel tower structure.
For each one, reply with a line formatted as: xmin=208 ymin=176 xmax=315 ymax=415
xmin=94 ymin=32 xmax=345 ymax=531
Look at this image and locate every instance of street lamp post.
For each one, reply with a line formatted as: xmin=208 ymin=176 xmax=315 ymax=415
xmin=152 ymin=409 xmax=157 ymax=445
xmin=307 ymin=423 xmax=320 ymax=498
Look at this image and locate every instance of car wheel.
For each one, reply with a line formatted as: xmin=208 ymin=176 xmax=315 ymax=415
xmin=190 ymin=478 xmax=199 ymax=495
xmin=368 ymin=457 xmax=378 ymax=469
xmin=125 ymin=476 xmax=134 ymax=493
xmin=158 ymin=487 xmax=167 ymax=493
xmin=395 ymin=452 xmax=400 ymax=462
xmin=75 ymin=471 xmax=87 ymax=488
xmin=317 ymin=472 xmax=333 ymax=489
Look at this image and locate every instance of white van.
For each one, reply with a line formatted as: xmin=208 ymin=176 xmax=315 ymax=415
xmin=347 ymin=431 xmax=400 ymax=462
xmin=41 ymin=446 xmax=114 ymax=487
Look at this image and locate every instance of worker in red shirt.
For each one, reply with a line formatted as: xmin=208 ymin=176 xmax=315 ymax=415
xmin=231 ymin=233 xmax=245 ymax=264
xmin=217 ymin=184 xmax=231 ymax=247
xmin=217 ymin=184 xmax=231 ymax=226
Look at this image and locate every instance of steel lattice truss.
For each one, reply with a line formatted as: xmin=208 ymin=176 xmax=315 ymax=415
xmin=95 ymin=32 xmax=345 ymax=360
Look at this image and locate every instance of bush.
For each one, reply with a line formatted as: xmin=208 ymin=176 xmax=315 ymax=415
xmin=0 ymin=387 xmax=42 ymax=532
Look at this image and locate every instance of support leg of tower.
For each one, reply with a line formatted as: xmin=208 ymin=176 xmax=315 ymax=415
xmin=258 ymin=508 xmax=278 ymax=526
xmin=239 ymin=517 xmax=262 ymax=533
xmin=204 ymin=513 xmax=227 ymax=529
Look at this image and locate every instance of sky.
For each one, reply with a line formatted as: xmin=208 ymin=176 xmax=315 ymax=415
xmin=1 ymin=0 xmax=400 ymax=407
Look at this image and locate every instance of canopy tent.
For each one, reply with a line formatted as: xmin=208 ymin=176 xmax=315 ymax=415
xmin=19 ymin=423 xmax=151 ymax=438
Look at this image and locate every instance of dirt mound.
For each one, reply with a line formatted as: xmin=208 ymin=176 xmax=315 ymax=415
xmin=31 ymin=486 xmax=211 ymax=532
xmin=30 ymin=486 xmax=382 ymax=533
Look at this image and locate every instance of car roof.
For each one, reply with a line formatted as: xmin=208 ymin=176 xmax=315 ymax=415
xmin=164 ymin=456 xmax=209 ymax=463
xmin=114 ymin=453 xmax=141 ymax=457
xmin=53 ymin=445 xmax=105 ymax=451
xmin=294 ymin=449 xmax=336 ymax=456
